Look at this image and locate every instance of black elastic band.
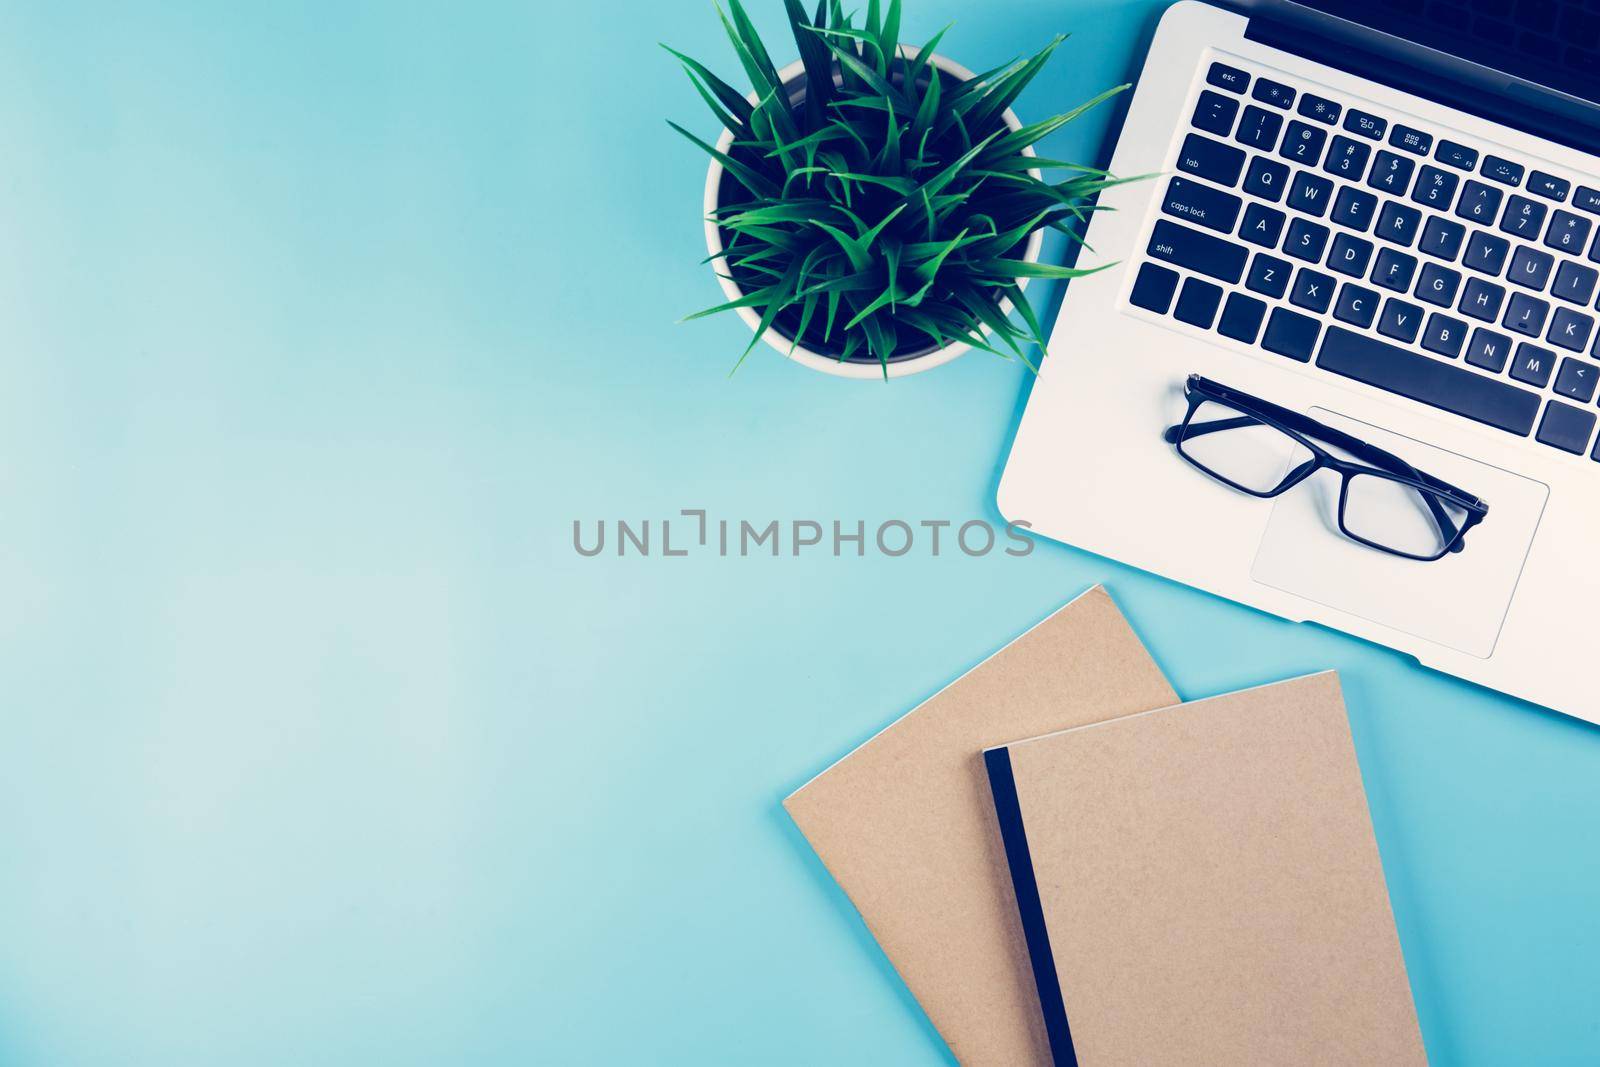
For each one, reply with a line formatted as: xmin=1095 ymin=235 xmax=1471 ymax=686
xmin=984 ymin=747 xmax=1077 ymax=1066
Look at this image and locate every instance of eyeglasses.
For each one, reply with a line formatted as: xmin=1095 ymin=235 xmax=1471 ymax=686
xmin=1164 ymin=375 xmax=1489 ymax=562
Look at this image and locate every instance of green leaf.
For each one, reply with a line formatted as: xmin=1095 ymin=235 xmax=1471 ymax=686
xmin=811 ymin=220 xmax=873 ymax=271
xmin=817 ymin=35 xmax=907 ymax=109
xmin=981 ymin=83 xmax=1128 ymax=160
xmin=879 ymin=0 xmax=901 ymax=69
xmin=904 ymin=24 xmax=949 ymax=91
xmin=724 ymin=0 xmax=785 ymax=96
xmin=681 ymin=285 xmax=780 ymax=323
xmin=1001 ymin=280 xmax=1048 ymax=354
xmin=879 ymin=100 xmax=902 ymax=174
xmin=838 ymin=330 xmax=864 ymax=364
xmin=951 ymin=284 xmax=1023 ymax=356
xmin=908 ymin=51 xmax=942 ymax=148
xmin=668 ymin=120 xmax=780 ymax=198
xmin=829 ymin=171 xmax=915 ymax=194
xmin=964 ymin=36 xmax=1065 ymax=138
xmin=789 ymin=289 xmax=822 ymax=356
xmin=843 ymin=285 xmax=898 ymax=332
xmin=730 ymin=257 xmax=805 ymax=375
xmin=662 ymin=45 xmax=756 ymax=128
xmin=783 ymin=0 xmax=833 ymax=123
xmin=912 ymin=130 xmax=1000 ymax=201
xmin=978 ymin=259 xmax=1116 ymax=280
xmin=809 ymin=25 xmax=888 ymax=69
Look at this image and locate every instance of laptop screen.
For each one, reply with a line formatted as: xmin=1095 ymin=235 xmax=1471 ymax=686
xmin=1289 ymin=0 xmax=1600 ymax=108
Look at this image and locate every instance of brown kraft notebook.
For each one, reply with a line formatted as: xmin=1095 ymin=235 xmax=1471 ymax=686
xmin=985 ymin=672 xmax=1427 ymax=1067
xmin=785 ymin=586 xmax=1178 ymax=1065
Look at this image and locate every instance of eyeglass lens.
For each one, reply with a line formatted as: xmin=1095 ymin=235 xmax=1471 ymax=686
xmin=1176 ymin=396 xmax=1467 ymax=559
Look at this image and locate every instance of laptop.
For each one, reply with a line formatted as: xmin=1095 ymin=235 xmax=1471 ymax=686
xmin=1001 ymin=0 xmax=1600 ymax=724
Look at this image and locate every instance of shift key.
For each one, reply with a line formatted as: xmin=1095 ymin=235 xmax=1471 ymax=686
xmin=1162 ymin=176 xmax=1242 ymax=233
xmin=1147 ymin=219 xmax=1248 ymax=284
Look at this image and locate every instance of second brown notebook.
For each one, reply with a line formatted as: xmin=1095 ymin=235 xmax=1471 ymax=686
xmin=986 ymin=673 xmax=1427 ymax=1067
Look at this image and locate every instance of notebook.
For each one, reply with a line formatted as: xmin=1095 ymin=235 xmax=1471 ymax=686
xmin=985 ymin=672 xmax=1427 ymax=1067
xmin=784 ymin=586 xmax=1178 ymax=1065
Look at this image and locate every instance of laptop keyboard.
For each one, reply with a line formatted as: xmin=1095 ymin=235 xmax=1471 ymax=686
xmin=1130 ymin=58 xmax=1600 ymax=462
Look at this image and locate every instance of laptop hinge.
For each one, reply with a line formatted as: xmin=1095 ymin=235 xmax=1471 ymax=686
xmin=1244 ymin=15 xmax=1600 ymax=160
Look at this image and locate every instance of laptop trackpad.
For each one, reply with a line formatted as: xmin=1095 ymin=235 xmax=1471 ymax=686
xmin=1250 ymin=409 xmax=1548 ymax=659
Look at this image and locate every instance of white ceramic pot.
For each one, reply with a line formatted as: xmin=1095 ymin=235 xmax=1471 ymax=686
xmin=701 ymin=49 xmax=1045 ymax=379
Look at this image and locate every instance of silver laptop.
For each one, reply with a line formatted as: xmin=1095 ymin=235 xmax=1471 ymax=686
xmin=1001 ymin=0 xmax=1600 ymax=724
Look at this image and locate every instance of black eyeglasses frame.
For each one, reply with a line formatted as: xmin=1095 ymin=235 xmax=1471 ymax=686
xmin=1163 ymin=375 xmax=1490 ymax=562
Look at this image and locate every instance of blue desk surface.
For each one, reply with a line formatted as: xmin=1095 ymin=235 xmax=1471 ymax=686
xmin=2 ymin=1 xmax=1596 ymax=1063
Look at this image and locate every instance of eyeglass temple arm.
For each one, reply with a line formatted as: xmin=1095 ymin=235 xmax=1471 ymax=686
xmin=1169 ymin=399 xmax=1470 ymax=549
xmin=1186 ymin=381 xmax=1487 ymax=508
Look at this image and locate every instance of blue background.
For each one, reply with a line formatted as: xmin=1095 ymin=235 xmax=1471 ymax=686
xmin=1 ymin=1 xmax=1595 ymax=1063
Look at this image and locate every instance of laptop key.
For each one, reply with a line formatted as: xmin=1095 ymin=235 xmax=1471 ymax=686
xmin=1511 ymin=343 xmax=1557 ymax=387
xmin=1372 ymin=247 xmax=1418 ymax=292
xmin=1508 ymin=244 xmax=1555 ymax=289
xmin=1343 ymin=108 xmax=1386 ymax=140
xmin=1467 ymin=328 xmax=1514 ymax=372
xmin=1280 ymin=121 xmax=1328 ymax=166
xmin=1422 ymin=313 xmax=1469 ymax=357
xmin=1555 ymin=357 xmax=1600 ymax=402
xmin=1334 ymin=282 xmax=1380 ymax=328
xmin=1129 ymin=262 xmax=1180 ymax=313
xmin=1252 ymin=77 xmax=1295 ymax=109
xmin=1285 ymin=217 xmax=1330 ymax=262
xmin=1328 ymin=233 xmax=1374 ymax=277
xmin=1412 ymin=165 xmax=1459 ymax=209
xmin=1434 ymin=140 xmax=1479 ymax=170
xmin=1147 ymin=219 xmax=1249 ymax=283
xmin=1528 ymin=170 xmax=1571 ymax=201
xmin=1390 ymin=124 xmax=1433 ymax=155
xmin=1480 ymin=155 xmax=1525 ymax=186
xmin=1287 ymin=170 xmax=1334 ymax=216
xmin=1217 ymin=292 xmax=1267 ymax=343
xmin=1297 ymin=93 xmax=1341 ymax=124
xmin=1501 ymin=194 xmax=1547 ymax=237
xmin=1551 ymin=259 xmax=1598 ymax=303
xmin=1262 ymin=307 xmax=1320 ymax=362
xmin=1236 ymin=105 xmax=1284 ymax=152
xmin=1368 ymin=151 xmax=1415 ymax=194
xmin=1419 ymin=216 xmax=1466 ymax=260
xmin=1163 ymin=176 xmax=1243 ymax=233
xmin=1207 ymin=62 xmax=1250 ymax=93
xmin=1547 ymin=306 xmax=1595 ymax=352
xmin=1536 ymin=401 xmax=1598 ymax=454
xmin=1378 ymin=297 xmax=1425 ymax=343
xmin=1318 ymin=326 xmax=1543 ymax=435
xmin=1191 ymin=90 xmax=1239 ymax=137
xmin=1246 ymin=253 xmax=1292 ymax=299
xmin=1323 ymin=136 xmax=1371 ymax=180
xmin=1174 ymin=276 xmax=1224 ymax=328
xmin=1459 ymin=277 xmax=1507 ymax=321
xmin=1455 ymin=180 xmax=1503 ymax=224
xmin=1177 ymin=133 xmax=1246 ymax=186
xmin=1330 ymin=186 xmax=1377 ymax=231
xmin=1505 ymin=292 xmax=1550 ymax=337
xmin=1291 ymin=267 xmax=1337 ymax=313
xmin=1545 ymin=209 xmax=1592 ymax=253
xmin=1416 ymin=262 xmax=1462 ymax=306
xmin=1574 ymin=185 xmax=1600 ymax=214
xmin=1374 ymin=200 xmax=1421 ymax=246
xmin=1240 ymin=203 xmax=1286 ymax=247
xmin=1462 ymin=230 xmax=1511 ymax=275
xmin=1243 ymin=156 xmax=1289 ymax=203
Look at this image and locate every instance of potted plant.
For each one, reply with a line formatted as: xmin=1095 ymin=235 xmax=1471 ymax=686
xmin=666 ymin=0 xmax=1135 ymax=379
